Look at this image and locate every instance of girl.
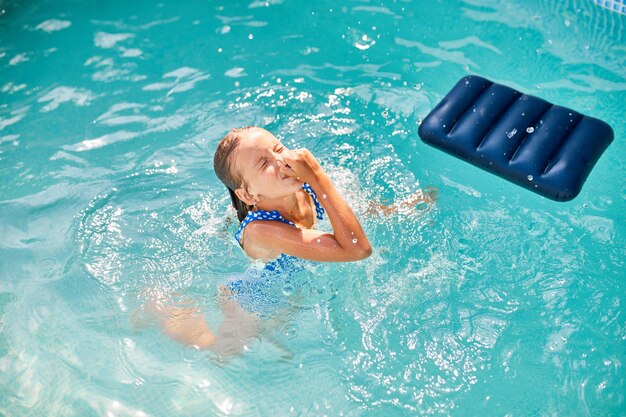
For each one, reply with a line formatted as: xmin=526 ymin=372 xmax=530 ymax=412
xmin=214 ymin=126 xmax=372 ymax=262
xmin=149 ymin=126 xmax=433 ymax=355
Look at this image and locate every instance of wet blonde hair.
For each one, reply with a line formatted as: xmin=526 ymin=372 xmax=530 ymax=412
xmin=213 ymin=126 xmax=256 ymax=223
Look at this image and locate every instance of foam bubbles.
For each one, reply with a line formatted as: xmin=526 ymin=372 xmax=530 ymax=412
xmin=35 ymin=19 xmax=71 ymax=33
xmin=94 ymin=32 xmax=134 ymax=49
xmin=37 ymin=86 xmax=96 ymax=112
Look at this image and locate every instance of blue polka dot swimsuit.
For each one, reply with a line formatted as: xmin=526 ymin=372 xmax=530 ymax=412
xmin=234 ymin=182 xmax=325 ymax=245
xmin=227 ymin=183 xmax=325 ymax=315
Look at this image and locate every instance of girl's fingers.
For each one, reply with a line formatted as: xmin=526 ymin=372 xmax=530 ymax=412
xmin=280 ymin=148 xmax=318 ymax=181
xmin=281 ymin=151 xmax=302 ymax=171
xmin=282 ymin=148 xmax=308 ymax=161
xmin=278 ymin=157 xmax=295 ymax=177
xmin=280 ymin=164 xmax=298 ymax=178
xmin=281 ymin=149 xmax=298 ymax=165
xmin=277 ymin=159 xmax=297 ymax=178
xmin=283 ymin=169 xmax=299 ymax=179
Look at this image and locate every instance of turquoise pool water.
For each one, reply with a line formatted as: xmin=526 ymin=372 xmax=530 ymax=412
xmin=1 ymin=0 xmax=624 ymax=415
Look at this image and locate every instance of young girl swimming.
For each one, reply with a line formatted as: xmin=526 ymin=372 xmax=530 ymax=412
xmin=214 ymin=126 xmax=372 ymax=262
xmin=146 ymin=126 xmax=434 ymax=356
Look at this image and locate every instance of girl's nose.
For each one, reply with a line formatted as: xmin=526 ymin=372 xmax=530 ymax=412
xmin=276 ymin=157 xmax=288 ymax=168
xmin=276 ymin=157 xmax=292 ymax=178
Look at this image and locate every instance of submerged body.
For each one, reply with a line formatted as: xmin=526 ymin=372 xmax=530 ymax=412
xmin=151 ymin=127 xmax=434 ymax=356
xmin=150 ymin=127 xmax=371 ymax=355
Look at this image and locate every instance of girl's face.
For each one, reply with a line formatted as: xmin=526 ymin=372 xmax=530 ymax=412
xmin=233 ymin=128 xmax=303 ymax=204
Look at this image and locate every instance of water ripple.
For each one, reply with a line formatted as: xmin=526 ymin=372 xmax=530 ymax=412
xmin=34 ymin=19 xmax=72 ymax=33
xmin=143 ymin=67 xmax=211 ymax=96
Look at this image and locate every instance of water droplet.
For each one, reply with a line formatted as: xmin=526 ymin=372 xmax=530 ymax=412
xmin=282 ymin=283 xmax=294 ymax=296
xmin=248 ymin=34 xmax=254 ymax=40
xmin=322 ymin=193 xmax=327 ymax=199
xmin=526 ymin=126 xmax=534 ymax=133
xmin=506 ymin=128 xmax=518 ymax=139
xmin=284 ymin=326 xmax=297 ymax=338
xmin=527 ymin=175 xmax=534 ymax=181
xmin=352 ymin=238 xmax=358 ymax=244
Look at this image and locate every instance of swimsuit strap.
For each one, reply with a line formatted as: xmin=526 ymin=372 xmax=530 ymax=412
xmin=234 ymin=209 xmax=294 ymax=245
xmin=302 ymin=182 xmax=325 ymax=221
xmin=234 ymin=183 xmax=325 ymax=245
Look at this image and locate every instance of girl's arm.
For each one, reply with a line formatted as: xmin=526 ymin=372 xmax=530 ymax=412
xmin=293 ymin=149 xmax=372 ymax=258
xmin=367 ymin=186 xmax=438 ymax=215
xmin=243 ymin=149 xmax=372 ymax=262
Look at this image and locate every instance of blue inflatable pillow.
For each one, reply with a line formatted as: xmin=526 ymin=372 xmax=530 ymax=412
xmin=418 ymin=75 xmax=614 ymax=201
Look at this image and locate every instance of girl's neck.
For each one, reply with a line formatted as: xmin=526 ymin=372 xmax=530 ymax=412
xmin=256 ymin=189 xmax=311 ymax=226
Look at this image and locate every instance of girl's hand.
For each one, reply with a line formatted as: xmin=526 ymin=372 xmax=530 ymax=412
xmin=280 ymin=148 xmax=324 ymax=184
xmin=403 ymin=186 xmax=439 ymax=206
xmin=367 ymin=187 xmax=439 ymax=216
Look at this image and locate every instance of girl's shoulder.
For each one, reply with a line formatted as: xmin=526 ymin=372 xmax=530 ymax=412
xmin=235 ymin=209 xmax=295 ymax=245
xmin=234 ymin=183 xmax=326 ymax=260
xmin=238 ymin=217 xmax=300 ymax=260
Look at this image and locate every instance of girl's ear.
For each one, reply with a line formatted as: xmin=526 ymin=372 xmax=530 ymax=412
xmin=235 ymin=187 xmax=257 ymax=206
